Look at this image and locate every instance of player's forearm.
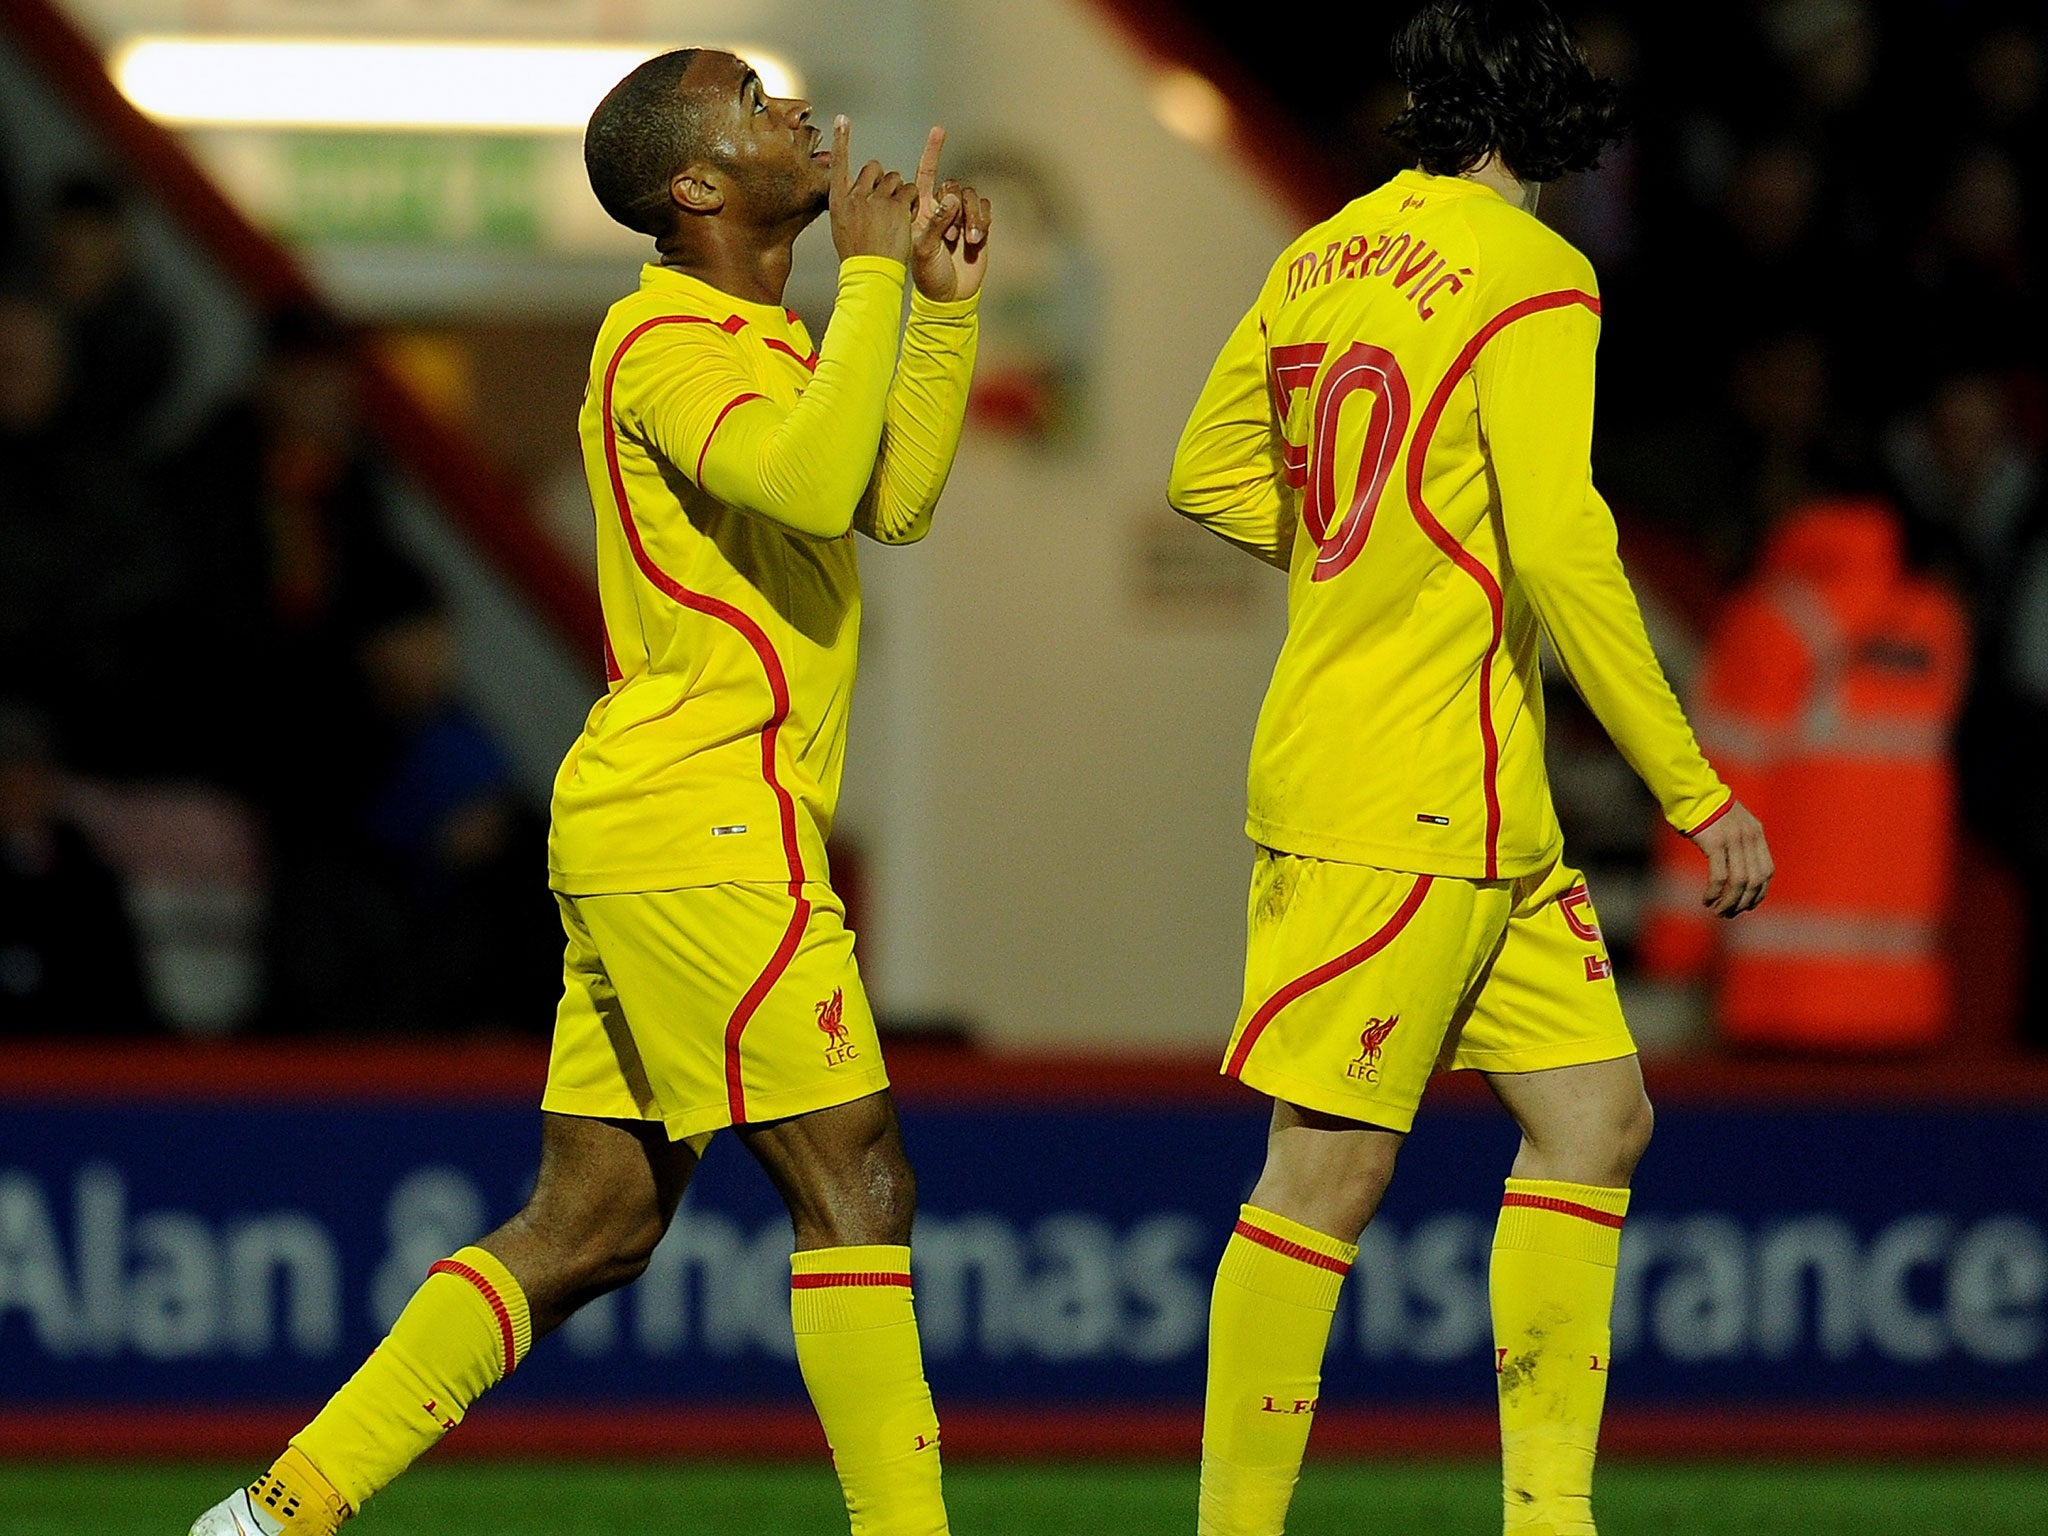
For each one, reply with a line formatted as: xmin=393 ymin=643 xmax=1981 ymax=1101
xmin=1171 ymin=489 xmax=1296 ymax=569
xmin=1169 ymin=408 xmax=1294 ymax=565
xmin=698 ymin=257 xmax=907 ymax=539
xmin=1524 ymin=544 xmax=1730 ymax=834
xmin=1483 ymin=301 xmax=1724 ymax=824
xmin=857 ymin=291 xmax=980 ymax=544
xmin=1170 ymin=303 xmax=1292 ymax=565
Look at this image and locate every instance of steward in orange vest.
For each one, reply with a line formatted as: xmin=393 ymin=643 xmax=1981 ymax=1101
xmin=1639 ymin=498 xmax=1969 ymax=1050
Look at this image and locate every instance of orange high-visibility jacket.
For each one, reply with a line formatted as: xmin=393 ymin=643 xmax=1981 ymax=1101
xmin=1638 ymin=499 xmax=1969 ymax=1050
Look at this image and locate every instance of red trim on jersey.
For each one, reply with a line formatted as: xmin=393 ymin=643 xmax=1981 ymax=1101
xmin=790 ymin=1271 xmax=914 ymax=1290
xmin=1500 ymin=1191 xmax=1627 ymax=1229
xmin=1225 ymin=874 xmax=1434 ymax=1078
xmin=1404 ymin=288 xmax=1601 ymax=879
xmin=426 ymin=1259 xmax=520 ymax=1374
xmin=762 ymin=337 xmax=820 ymax=371
xmin=1233 ymin=1218 xmax=1352 ymax=1275
xmin=696 ymin=392 xmax=767 ymax=484
xmin=601 ymin=622 xmax=623 ymax=684
xmin=1685 ymin=795 xmax=1735 ymax=838
xmin=601 ymin=316 xmax=812 ymax=1123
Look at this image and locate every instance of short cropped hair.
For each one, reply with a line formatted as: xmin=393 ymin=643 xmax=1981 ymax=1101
xmin=1387 ymin=1 xmax=1624 ymax=184
xmin=584 ymin=48 xmax=705 ymax=236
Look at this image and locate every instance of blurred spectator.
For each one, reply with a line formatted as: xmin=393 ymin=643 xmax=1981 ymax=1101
xmin=1897 ymin=144 xmax=2040 ymax=380
xmin=0 ymin=135 xmax=21 ymax=282
xmin=1888 ymin=369 xmax=2048 ymax=1049
xmin=0 ymin=289 xmax=175 ymax=777
xmin=1884 ymin=370 xmax=2039 ymax=609
xmin=268 ymin=572 xmax=558 ymax=1037
xmin=1959 ymin=20 xmax=2044 ymax=216
xmin=1600 ymin=327 xmax=1871 ymax=580
xmin=158 ymin=307 xmax=428 ymax=815
xmin=1756 ymin=0 xmax=1896 ymax=241
xmin=0 ymin=701 xmax=159 ymax=1037
xmin=1638 ymin=498 xmax=1968 ymax=1053
xmin=38 ymin=173 xmax=181 ymax=444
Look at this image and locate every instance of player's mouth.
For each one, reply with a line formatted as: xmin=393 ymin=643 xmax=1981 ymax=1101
xmin=809 ymin=127 xmax=829 ymax=162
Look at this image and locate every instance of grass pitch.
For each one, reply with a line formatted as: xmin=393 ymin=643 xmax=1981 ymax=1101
xmin=10 ymin=1458 xmax=2045 ymax=1535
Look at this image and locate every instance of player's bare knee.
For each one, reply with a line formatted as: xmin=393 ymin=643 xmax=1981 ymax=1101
xmin=1614 ymin=1091 xmax=1654 ymax=1179
xmin=1252 ymin=1140 xmax=1398 ymax=1244
xmin=806 ymin=1146 xmax=915 ymax=1249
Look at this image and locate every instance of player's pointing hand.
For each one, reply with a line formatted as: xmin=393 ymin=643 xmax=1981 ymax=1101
xmin=909 ymin=126 xmax=992 ymax=302
xmin=829 ymin=115 xmax=916 ymax=266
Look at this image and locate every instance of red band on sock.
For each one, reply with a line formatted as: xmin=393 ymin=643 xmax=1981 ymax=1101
xmin=790 ymin=1271 xmax=914 ymax=1290
xmin=427 ymin=1259 xmax=518 ymax=1375
xmin=1233 ymin=1219 xmax=1352 ymax=1275
xmin=1500 ymin=1192 xmax=1627 ymax=1229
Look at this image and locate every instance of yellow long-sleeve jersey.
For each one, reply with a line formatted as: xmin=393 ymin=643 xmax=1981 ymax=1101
xmin=549 ymin=257 xmax=978 ymax=895
xmin=1170 ymin=169 xmax=1727 ymax=881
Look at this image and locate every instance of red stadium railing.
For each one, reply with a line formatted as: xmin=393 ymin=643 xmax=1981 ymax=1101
xmin=3 ymin=1402 xmax=2044 ymax=1463
xmin=8 ymin=1038 xmax=2048 ymax=1107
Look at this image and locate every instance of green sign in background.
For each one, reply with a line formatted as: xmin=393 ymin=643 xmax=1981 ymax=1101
xmin=282 ymin=134 xmax=541 ymax=246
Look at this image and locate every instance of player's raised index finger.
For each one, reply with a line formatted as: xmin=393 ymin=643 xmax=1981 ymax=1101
xmin=831 ymin=115 xmax=851 ymax=194
xmin=915 ymin=126 xmax=946 ymax=201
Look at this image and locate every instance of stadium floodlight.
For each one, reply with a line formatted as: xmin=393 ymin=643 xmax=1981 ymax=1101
xmin=110 ymin=37 xmax=804 ymax=133
xmin=1149 ymin=68 xmax=1230 ymax=148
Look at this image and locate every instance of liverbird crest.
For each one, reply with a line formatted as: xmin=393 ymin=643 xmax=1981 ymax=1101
xmin=1356 ymin=1015 xmax=1400 ymax=1063
xmin=815 ymin=988 xmax=848 ymax=1045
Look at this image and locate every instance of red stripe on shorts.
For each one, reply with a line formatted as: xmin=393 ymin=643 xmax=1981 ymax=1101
xmin=722 ymin=889 xmax=812 ymax=1125
xmin=1500 ymin=1192 xmax=1627 ymax=1229
xmin=1233 ymin=1219 xmax=1352 ymax=1275
xmin=1225 ymin=873 xmax=1434 ymax=1079
xmin=427 ymin=1259 xmax=519 ymax=1375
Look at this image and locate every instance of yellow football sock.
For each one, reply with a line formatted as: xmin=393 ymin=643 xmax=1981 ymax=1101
xmin=790 ymin=1245 xmax=948 ymax=1536
xmin=281 ymin=1244 xmax=532 ymax=1520
xmin=1491 ymin=1178 xmax=1631 ymax=1536
xmin=1199 ymin=1204 xmax=1357 ymax=1536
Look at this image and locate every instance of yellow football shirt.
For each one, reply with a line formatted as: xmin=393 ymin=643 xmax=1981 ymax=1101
xmin=549 ymin=257 xmax=978 ymax=895
xmin=1171 ymin=168 xmax=1727 ymax=881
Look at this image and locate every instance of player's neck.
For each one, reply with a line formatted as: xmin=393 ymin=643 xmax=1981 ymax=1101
xmin=1460 ymin=153 xmax=1540 ymax=214
xmin=655 ymin=226 xmax=798 ymax=307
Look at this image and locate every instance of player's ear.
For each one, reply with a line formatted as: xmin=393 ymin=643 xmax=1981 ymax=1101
xmin=672 ymin=164 xmax=725 ymax=216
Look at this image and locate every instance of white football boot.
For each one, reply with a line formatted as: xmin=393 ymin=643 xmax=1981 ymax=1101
xmin=188 ymin=1488 xmax=284 ymax=1536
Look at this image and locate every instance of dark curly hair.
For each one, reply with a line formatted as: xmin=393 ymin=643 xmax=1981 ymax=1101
xmin=585 ymin=48 xmax=705 ymax=237
xmin=1386 ymin=1 xmax=1625 ymax=184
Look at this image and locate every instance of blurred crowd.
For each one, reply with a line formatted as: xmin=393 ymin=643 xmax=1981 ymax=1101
xmin=1558 ymin=0 xmax=2046 ymax=1053
xmin=0 ymin=149 xmax=559 ymax=1041
xmin=2 ymin=0 xmax=2044 ymax=1053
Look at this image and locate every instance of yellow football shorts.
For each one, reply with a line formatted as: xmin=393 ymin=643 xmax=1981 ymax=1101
xmin=541 ymin=881 xmax=889 ymax=1142
xmin=1222 ymin=849 xmax=1636 ymax=1132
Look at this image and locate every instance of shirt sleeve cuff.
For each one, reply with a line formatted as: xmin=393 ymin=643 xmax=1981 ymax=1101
xmin=1682 ymin=793 xmax=1735 ymax=839
xmin=838 ymin=255 xmax=909 ymax=286
xmin=908 ymin=289 xmax=981 ymax=323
